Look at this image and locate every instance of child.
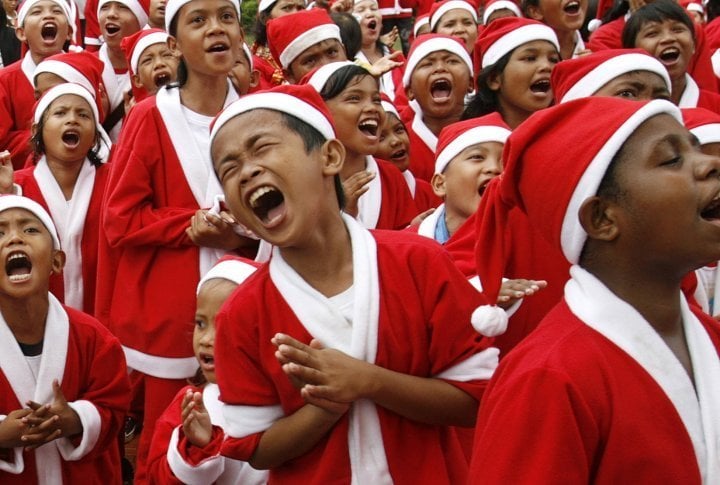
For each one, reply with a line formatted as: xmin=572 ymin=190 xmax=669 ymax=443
xmin=551 ymin=48 xmax=671 ymax=103
xmin=228 ymin=42 xmax=260 ymax=96
xmin=523 ymin=0 xmax=588 ymax=59
xmin=209 ymin=83 xmax=498 ymax=484
xmin=482 ymin=0 xmax=521 ymax=26
xmin=401 ymin=33 xmax=474 ymax=181
xmin=266 ymin=8 xmax=349 ymax=83
xmin=121 ymin=28 xmax=179 ymax=104
xmin=429 ymin=0 xmax=478 ymax=53
xmin=305 ymin=61 xmax=418 ymax=229
xmin=377 ymin=95 xmax=440 ymax=213
xmin=146 ymin=258 xmax=267 ymax=485
xmin=0 ymin=195 xmax=130 ymax=484
xmin=623 ymin=0 xmax=720 ymax=111
xmin=463 ymin=16 xmax=560 ymax=129
xmin=99 ymin=0 xmax=246 ymax=479
xmin=0 ymin=0 xmax=71 ymax=168
xmin=11 ymin=83 xmax=110 ymax=316
xmin=147 ymin=0 xmax=166 ymax=27
xmin=469 ymin=96 xmax=720 ymax=484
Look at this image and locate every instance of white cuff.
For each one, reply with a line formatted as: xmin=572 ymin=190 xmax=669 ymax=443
xmin=167 ymin=426 xmax=225 ymax=485
xmin=57 ymin=400 xmax=101 ymax=461
xmin=0 ymin=416 xmax=24 ymax=474
xmin=435 ymin=347 xmax=499 ymax=382
xmin=222 ymin=403 xmax=284 ymax=438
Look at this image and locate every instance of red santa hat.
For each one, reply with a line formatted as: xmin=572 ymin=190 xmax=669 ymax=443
xmin=210 ymin=84 xmax=337 ymax=151
xmin=551 ymin=48 xmax=671 ymax=104
xmin=435 ymin=112 xmax=510 ymax=174
xmin=17 ymin=0 xmax=70 ymax=27
xmin=98 ymin=0 xmax=150 ymax=27
xmin=429 ymin=0 xmax=478 ymax=30
xmin=413 ymin=13 xmax=430 ymax=36
xmin=482 ymin=0 xmax=521 ymax=24
xmin=402 ymin=33 xmax=473 ymax=87
xmin=258 ymin=0 xmax=278 ymax=13
xmin=681 ymin=0 xmax=704 ymax=15
xmin=122 ymin=28 xmax=169 ymax=75
xmin=475 ymin=16 xmax=558 ymax=69
xmin=197 ymin=256 xmax=259 ymax=294
xmin=267 ymin=9 xmax=342 ymax=69
xmin=471 ymin=97 xmax=682 ymax=336
xmin=165 ymin=0 xmax=241 ymax=32
xmin=0 ymin=196 xmax=61 ymax=249
xmin=380 ymin=92 xmax=400 ymax=119
xmin=683 ymin=107 xmax=720 ymax=145
xmin=302 ymin=60 xmax=357 ymax=92
xmin=34 ymin=51 xmax=106 ymax=121
xmin=587 ymin=0 xmax=613 ymax=32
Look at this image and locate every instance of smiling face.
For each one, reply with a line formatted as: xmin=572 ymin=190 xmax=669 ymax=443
xmin=0 ymin=208 xmax=64 ymax=300
xmin=98 ymin=1 xmax=141 ymax=50
xmin=433 ymin=9 xmax=477 ymax=53
xmin=353 ymin=0 xmax=382 ymax=46
xmin=15 ymin=0 xmax=71 ymax=61
xmin=593 ymin=70 xmax=671 ymax=101
xmin=632 ymin=19 xmax=694 ymax=82
xmin=194 ymin=279 xmax=236 ymax=383
xmin=39 ymin=94 xmax=97 ymax=165
xmin=376 ymin=112 xmax=411 ymax=171
xmin=133 ymin=42 xmax=179 ymax=94
xmin=407 ymin=50 xmax=472 ymax=120
xmin=527 ymin=0 xmax=587 ymax=32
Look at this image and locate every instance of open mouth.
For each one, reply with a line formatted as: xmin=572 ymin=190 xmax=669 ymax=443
xmin=430 ymin=79 xmax=452 ymax=100
xmin=477 ymin=178 xmax=495 ymax=197
xmin=368 ymin=19 xmax=377 ymax=29
xmin=5 ymin=252 xmax=32 ymax=283
xmin=358 ymin=119 xmax=379 ymax=137
xmin=658 ymin=48 xmax=680 ymax=64
xmin=198 ymin=352 xmax=214 ymax=367
xmin=104 ymin=23 xmax=121 ymax=35
xmin=62 ymin=130 xmax=80 ymax=148
xmin=207 ymin=42 xmax=229 ymax=53
xmin=701 ymin=192 xmax=720 ymax=221
xmin=153 ymin=72 xmax=172 ymax=88
xmin=563 ymin=1 xmax=580 ymax=14
xmin=390 ymin=148 xmax=407 ymax=161
xmin=248 ymin=185 xmax=286 ymax=225
xmin=41 ymin=22 xmax=57 ymax=41
xmin=530 ymin=79 xmax=551 ymax=94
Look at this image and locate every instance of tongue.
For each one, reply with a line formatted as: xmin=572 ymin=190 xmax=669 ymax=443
xmin=8 ymin=267 xmax=30 ymax=276
xmin=266 ymin=201 xmax=285 ymax=223
xmin=432 ymin=87 xmax=451 ymax=98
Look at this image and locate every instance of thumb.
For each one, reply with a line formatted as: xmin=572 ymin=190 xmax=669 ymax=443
xmin=52 ymin=379 xmax=66 ymax=404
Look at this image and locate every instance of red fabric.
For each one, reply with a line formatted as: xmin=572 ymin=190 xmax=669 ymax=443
xmin=216 ymin=230 xmax=493 ymax=484
xmin=0 ymin=307 xmax=131 ymax=484
xmin=0 ymin=58 xmax=35 ymax=169
xmin=84 ymin=0 xmax=101 ymax=47
xmin=470 ymin=300 xmax=719 ymax=483
xmin=14 ymin=164 xmax=109 ymax=315
xmin=705 ymin=16 xmax=720 ymax=52
xmin=375 ymin=158 xmax=419 ymax=229
xmin=413 ymin=177 xmax=441 ymax=213
xmin=404 ymin=117 xmax=436 ymax=182
xmin=693 ymin=87 xmax=720 ymax=112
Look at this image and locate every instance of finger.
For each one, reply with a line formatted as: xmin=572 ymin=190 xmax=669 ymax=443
xmin=192 ymin=392 xmax=206 ymax=413
xmin=309 ymin=339 xmax=325 ymax=350
xmin=52 ymin=380 xmax=66 ymax=405
xmin=26 ymin=401 xmax=44 ymax=412
xmin=283 ymin=362 xmax=324 ymax=385
xmin=24 ymin=429 xmax=63 ymax=449
xmin=277 ymin=344 xmax=313 ymax=366
xmin=273 ymin=333 xmax=310 ymax=351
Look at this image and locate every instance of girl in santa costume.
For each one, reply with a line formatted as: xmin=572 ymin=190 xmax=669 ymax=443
xmin=146 ymin=258 xmax=267 ymax=485
xmin=522 ymin=0 xmax=589 ymax=59
xmin=304 ymin=61 xmax=418 ymax=230
xmin=99 ymin=0 xmax=249 ymax=479
xmin=429 ymin=0 xmax=478 ymax=54
xmin=469 ymin=95 xmax=720 ymax=484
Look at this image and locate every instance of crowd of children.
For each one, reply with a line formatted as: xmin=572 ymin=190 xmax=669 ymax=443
xmin=0 ymin=0 xmax=719 ymax=482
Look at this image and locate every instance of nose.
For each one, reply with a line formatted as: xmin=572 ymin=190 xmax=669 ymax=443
xmin=695 ymin=151 xmax=720 ymax=181
xmin=198 ymin=325 xmax=215 ymax=346
xmin=483 ymin=156 xmax=503 ymax=176
xmin=240 ymin=163 xmax=263 ymax=186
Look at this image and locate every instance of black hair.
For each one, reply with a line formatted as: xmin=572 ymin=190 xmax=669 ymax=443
xmin=331 ymin=12 xmax=362 ymax=60
xmin=254 ymin=8 xmax=272 ymax=47
xmin=31 ymin=109 xmax=103 ymax=167
xmin=520 ymin=0 xmax=540 ymax=16
xmin=622 ymin=0 xmax=695 ymax=48
xmin=602 ymin=0 xmax=630 ymax=25
xmin=708 ymin=0 xmax=720 ymax=22
xmin=278 ymin=112 xmax=346 ymax=209
xmin=319 ymin=63 xmax=375 ymax=100
xmin=462 ymin=50 xmax=511 ymax=119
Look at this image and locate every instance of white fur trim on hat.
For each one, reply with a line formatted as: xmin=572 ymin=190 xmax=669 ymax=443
xmin=560 ymin=53 xmax=671 ymax=103
xmin=35 ymin=82 xmax=100 ymax=126
xmin=561 ymin=100 xmax=682 ymax=264
xmin=482 ymin=0 xmax=521 ymax=24
xmin=435 ymin=125 xmax=510 ymax=174
xmin=413 ymin=16 xmax=429 ymax=36
xmin=306 ymin=61 xmax=355 ymax=92
xmin=210 ymin=92 xmax=336 ymax=149
xmin=686 ymin=2 xmax=704 ymax=14
xmin=18 ymin=0 xmax=70 ymax=27
xmin=402 ymin=37 xmax=473 ymax=87
xmin=258 ymin=0 xmax=277 ymax=12
xmin=34 ymin=60 xmax=95 ymax=97
xmin=430 ymin=0 xmax=477 ymax=30
xmin=690 ymin=123 xmax=720 ymax=145
xmin=242 ymin=42 xmax=254 ymax=70
xmin=481 ymin=23 xmax=559 ymax=68
xmin=98 ymin=0 xmax=148 ymax=27
xmin=130 ymin=31 xmax=169 ymax=73
xmin=381 ymin=100 xmax=399 ymax=119
xmin=196 ymin=259 xmax=257 ymax=294
xmin=0 ymin=195 xmax=61 ymax=249
xmin=165 ymin=0 xmax=241 ymax=32
xmin=587 ymin=18 xmax=602 ymax=32
xmin=278 ymin=23 xmax=342 ymax=68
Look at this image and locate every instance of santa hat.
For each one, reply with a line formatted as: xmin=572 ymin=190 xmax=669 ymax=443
xmin=34 ymin=51 xmax=106 ymax=122
xmin=0 ymin=196 xmax=60 ymax=249
xmin=165 ymin=0 xmax=241 ymax=32
xmin=413 ymin=13 xmax=430 ymax=36
xmin=551 ymin=49 xmax=671 ymax=104
xmin=587 ymin=0 xmax=613 ymax=32
xmin=429 ymin=0 xmax=478 ymax=30
xmin=210 ymin=84 xmax=337 ymax=152
xmin=302 ymin=60 xmax=357 ymax=92
xmin=98 ymin=0 xmax=150 ymax=27
xmin=482 ymin=0 xmax=521 ymax=24
xmin=402 ymin=34 xmax=473 ymax=87
xmin=197 ymin=256 xmax=258 ymax=294
xmin=267 ymin=9 xmax=341 ymax=69
xmin=435 ymin=112 xmax=510 ymax=174
xmin=258 ymin=0 xmax=278 ymax=13
xmin=475 ymin=16 xmax=558 ymax=69
xmin=681 ymin=0 xmax=704 ymax=15
xmin=380 ymin=92 xmax=400 ymax=119
xmin=34 ymin=83 xmax=112 ymax=164
xmin=471 ymin=97 xmax=681 ymax=336
xmin=17 ymin=0 xmax=70 ymax=27
xmin=241 ymin=42 xmax=254 ymax=70
xmin=122 ymin=28 xmax=169 ymax=75
xmin=683 ymin=107 xmax=720 ymax=145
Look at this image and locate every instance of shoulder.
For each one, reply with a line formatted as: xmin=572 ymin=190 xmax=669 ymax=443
xmin=372 ymin=228 xmax=450 ymax=265
xmin=65 ymin=305 xmax=122 ymax=345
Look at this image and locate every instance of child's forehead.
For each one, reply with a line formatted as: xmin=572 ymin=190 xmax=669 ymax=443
xmin=0 ymin=208 xmax=45 ymax=225
xmin=48 ymin=93 xmax=93 ymax=111
xmin=141 ymin=42 xmax=169 ymax=57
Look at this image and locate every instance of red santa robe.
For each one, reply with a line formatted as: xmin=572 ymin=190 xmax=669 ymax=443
xmin=95 ymin=44 xmax=131 ymax=140
xmin=14 ymin=160 xmax=108 ymax=315
xmin=358 ymin=156 xmax=418 ymax=230
xmin=470 ymin=266 xmax=720 ymax=484
xmin=100 ymin=84 xmax=237 ymax=380
xmin=83 ymin=0 xmax=101 ymax=50
xmin=0 ymin=295 xmax=130 ymax=485
xmin=400 ymin=168 xmax=441 ymax=213
xmin=678 ymin=73 xmax=720 ymax=112
xmin=216 ymin=216 xmax=498 ymax=484
xmin=0 ymin=53 xmax=37 ymax=169
xmin=146 ymin=384 xmax=268 ymax=485
xmin=401 ymin=100 xmax=440 ymax=182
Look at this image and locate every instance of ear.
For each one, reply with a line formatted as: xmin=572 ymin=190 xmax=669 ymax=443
xmin=578 ymin=196 xmax=621 ymax=243
xmin=431 ymin=173 xmax=447 ymax=198
xmin=487 ymin=70 xmax=502 ymax=92
xmin=50 ymin=249 xmax=66 ymax=275
xmin=405 ymin=85 xmax=415 ymax=101
xmin=15 ymin=26 xmax=27 ymax=44
xmin=321 ymin=139 xmax=346 ymax=176
xmin=526 ymin=4 xmax=544 ymax=21
xmin=30 ymin=123 xmax=39 ymax=140
xmin=249 ymin=69 xmax=260 ymax=89
xmin=132 ymin=74 xmax=143 ymax=89
xmin=167 ymin=36 xmax=179 ymax=56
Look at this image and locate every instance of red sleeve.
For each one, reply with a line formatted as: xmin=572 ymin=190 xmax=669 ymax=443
xmin=587 ymin=18 xmax=623 ymax=51
xmin=377 ymin=159 xmax=418 ymax=230
xmin=145 ymin=387 xmax=190 ymax=485
xmin=0 ymin=83 xmax=32 ymax=169
xmin=83 ymin=0 xmax=102 ymax=47
xmin=689 ymin=24 xmax=720 ymax=93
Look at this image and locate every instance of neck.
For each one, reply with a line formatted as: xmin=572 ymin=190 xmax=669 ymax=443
xmin=46 ymin=156 xmax=85 ymax=200
xmin=340 ymin=151 xmax=367 ymax=179
xmin=180 ymin=74 xmax=229 ymax=116
xmin=28 ymin=50 xmax=53 ymax=66
xmin=360 ymin=43 xmax=382 ymax=61
xmin=0 ymin=293 xmax=49 ymax=344
xmin=671 ymin=74 xmax=688 ymax=105
xmin=106 ymin=44 xmax=128 ymax=70
xmin=555 ymin=29 xmax=577 ymax=60
xmin=443 ymin=205 xmax=467 ymax=237
xmin=422 ymin=109 xmax=462 ymax=137
xmin=280 ymin=210 xmax=354 ymax=297
xmin=498 ymin=100 xmax=532 ymax=130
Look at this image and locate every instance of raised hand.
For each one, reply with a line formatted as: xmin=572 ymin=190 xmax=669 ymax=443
xmin=181 ymin=389 xmax=213 ymax=447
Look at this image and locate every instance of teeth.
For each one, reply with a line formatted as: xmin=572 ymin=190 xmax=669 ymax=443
xmin=8 ymin=253 xmax=24 ymax=261
xmin=8 ymin=274 xmax=30 ymax=283
xmin=360 ymin=120 xmax=378 ymax=128
xmin=249 ymin=186 xmax=274 ymax=208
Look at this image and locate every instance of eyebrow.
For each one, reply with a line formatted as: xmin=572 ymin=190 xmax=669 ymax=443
xmin=0 ymin=217 xmax=42 ymax=227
